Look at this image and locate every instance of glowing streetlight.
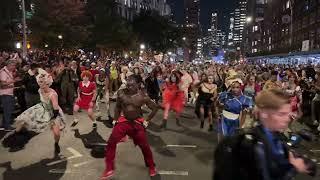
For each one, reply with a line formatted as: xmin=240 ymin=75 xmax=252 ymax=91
xmin=58 ymin=35 xmax=63 ymax=39
xmin=246 ymin=17 xmax=252 ymax=23
xmin=140 ymin=44 xmax=145 ymax=50
xmin=168 ymin=52 xmax=172 ymax=55
xmin=44 ymin=44 xmax=49 ymax=48
xmin=16 ymin=42 xmax=22 ymax=49
xmin=124 ymin=53 xmax=128 ymax=58
xmin=182 ymin=37 xmax=186 ymax=41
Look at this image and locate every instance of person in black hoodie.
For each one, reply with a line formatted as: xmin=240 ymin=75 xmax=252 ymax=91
xmin=145 ymin=68 xmax=160 ymax=104
xmin=23 ymin=63 xmax=40 ymax=108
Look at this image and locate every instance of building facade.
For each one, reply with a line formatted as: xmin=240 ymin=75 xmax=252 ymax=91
xmin=184 ymin=0 xmax=201 ymax=61
xmin=245 ymin=0 xmax=320 ymax=57
xmin=243 ymin=0 xmax=267 ymax=55
xmin=115 ymin=0 xmax=171 ymax=20
xmin=233 ymin=0 xmax=248 ymax=49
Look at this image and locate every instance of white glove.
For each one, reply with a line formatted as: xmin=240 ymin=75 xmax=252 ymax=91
xmin=143 ymin=121 xmax=149 ymax=128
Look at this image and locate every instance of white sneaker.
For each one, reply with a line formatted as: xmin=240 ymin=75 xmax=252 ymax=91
xmin=313 ymin=120 xmax=319 ymax=126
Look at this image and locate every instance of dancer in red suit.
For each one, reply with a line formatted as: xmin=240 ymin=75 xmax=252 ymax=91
xmin=71 ymin=71 xmax=97 ymax=129
xmin=101 ymin=75 xmax=159 ymax=180
xmin=160 ymin=70 xmax=185 ymax=129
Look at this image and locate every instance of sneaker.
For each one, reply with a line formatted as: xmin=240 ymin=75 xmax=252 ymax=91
xmin=93 ymin=122 xmax=97 ymax=129
xmin=101 ymin=170 xmax=114 ymax=180
xmin=149 ymin=167 xmax=157 ymax=177
xmin=313 ymin=120 xmax=319 ymax=126
xmin=71 ymin=119 xmax=79 ymax=127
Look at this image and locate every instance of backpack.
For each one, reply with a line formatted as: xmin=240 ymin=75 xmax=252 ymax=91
xmin=213 ymin=128 xmax=266 ymax=180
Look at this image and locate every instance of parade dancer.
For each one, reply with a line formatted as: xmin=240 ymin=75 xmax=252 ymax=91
xmin=217 ymin=76 xmax=253 ymax=139
xmin=194 ymin=74 xmax=217 ymax=131
xmin=101 ymin=75 xmax=158 ymax=179
xmin=161 ymin=71 xmax=185 ymax=129
xmin=6 ymin=69 xmax=65 ymax=154
xmin=71 ymin=71 xmax=97 ymax=129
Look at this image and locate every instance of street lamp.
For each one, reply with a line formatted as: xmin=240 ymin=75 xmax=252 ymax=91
xmin=182 ymin=37 xmax=186 ymax=41
xmin=16 ymin=42 xmax=22 ymax=49
xmin=58 ymin=35 xmax=63 ymax=39
xmin=140 ymin=44 xmax=145 ymax=50
xmin=246 ymin=17 xmax=252 ymax=23
xmin=45 ymin=44 xmax=48 ymax=48
xmin=168 ymin=52 xmax=172 ymax=55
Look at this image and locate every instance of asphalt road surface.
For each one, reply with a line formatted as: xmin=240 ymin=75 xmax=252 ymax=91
xmin=0 ymin=102 xmax=320 ymax=180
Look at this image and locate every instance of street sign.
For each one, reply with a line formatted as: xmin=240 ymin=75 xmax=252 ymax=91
xmin=302 ymin=40 xmax=310 ymax=51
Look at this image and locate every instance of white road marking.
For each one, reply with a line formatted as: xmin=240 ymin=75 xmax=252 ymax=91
xmin=166 ymin=145 xmax=197 ymax=148
xmin=73 ymin=160 xmax=93 ymax=168
xmin=310 ymin=149 xmax=320 ymax=152
xmin=46 ymin=147 xmax=83 ymax=166
xmin=158 ymin=170 xmax=189 ymax=176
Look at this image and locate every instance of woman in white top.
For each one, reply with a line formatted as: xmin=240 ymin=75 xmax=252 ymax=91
xmin=9 ymin=69 xmax=65 ymax=154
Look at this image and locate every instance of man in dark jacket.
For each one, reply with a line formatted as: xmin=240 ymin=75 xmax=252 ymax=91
xmin=56 ymin=61 xmax=77 ymax=115
xmin=145 ymin=70 xmax=160 ymax=103
xmin=23 ymin=63 xmax=40 ymax=108
xmin=214 ymin=89 xmax=311 ymax=180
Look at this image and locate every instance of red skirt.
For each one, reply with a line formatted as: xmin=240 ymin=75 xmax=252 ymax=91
xmin=76 ymin=94 xmax=94 ymax=110
xmin=162 ymin=89 xmax=185 ymax=113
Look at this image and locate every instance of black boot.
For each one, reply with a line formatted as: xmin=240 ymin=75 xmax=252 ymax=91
xmin=200 ymin=121 xmax=204 ymax=129
xmin=208 ymin=124 xmax=213 ymax=132
xmin=54 ymin=142 xmax=60 ymax=154
xmin=160 ymin=120 xmax=167 ymax=129
xmin=176 ymin=118 xmax=181 ymax=126
xmin=200 ymin=114 xmax=205 ymax=129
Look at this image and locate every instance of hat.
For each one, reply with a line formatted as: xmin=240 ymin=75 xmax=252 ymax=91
xmin=91 ymin=62 xmax=96 ymax=66
xmin=225 ymin=70 xmax=243 ymax=88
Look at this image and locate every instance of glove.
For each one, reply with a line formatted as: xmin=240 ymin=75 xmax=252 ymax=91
xmin=143 ymin=121 xmax=149 ymax=128
xmin=52 ymin=110 xmax=60 ymax=120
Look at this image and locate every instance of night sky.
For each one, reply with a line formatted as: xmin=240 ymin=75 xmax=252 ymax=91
xmin=167 ymin=0 xmax=236 ymax=34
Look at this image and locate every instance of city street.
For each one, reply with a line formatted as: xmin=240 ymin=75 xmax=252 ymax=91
xmin=0 ymin=102 xmax=320 ymax=180
xmin=0 ymin=103 xmax=216 ymax=180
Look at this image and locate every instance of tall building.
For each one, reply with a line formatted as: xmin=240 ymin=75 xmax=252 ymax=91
xmin=266 ymin=0 xmax=320 ymax=53
xmin=233 ymin=0 xmax=247 ymax=49
xmin=184 ymin=0 xmax=200 ymax=61
xmin=228 ymin=12 xmax=235 ymax=48
xmin=245 ymin=0 xmax=320 ymax=57
xmin=115 ymin=0 xmax=172 ymax=20
xmin=243 ymin=0 xmax=267 ymax=55
xmin=217 ymin=30 xmax=226 ymax=48
xmin=210 ymin=12 xmax=218 ymax=48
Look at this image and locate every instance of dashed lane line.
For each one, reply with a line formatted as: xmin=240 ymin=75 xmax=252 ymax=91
xmin=166 ymin=145 xmax=197 ymax=148
xmin=46 ymin=147 xmax=83 ymax=166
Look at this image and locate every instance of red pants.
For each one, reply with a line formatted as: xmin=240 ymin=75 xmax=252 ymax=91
xmin=104 ymin=120 xmax=155 ymax=171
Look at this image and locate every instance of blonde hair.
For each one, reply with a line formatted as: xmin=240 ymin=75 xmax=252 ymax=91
xmin=255 ymin=89 xmax=291 ymax=110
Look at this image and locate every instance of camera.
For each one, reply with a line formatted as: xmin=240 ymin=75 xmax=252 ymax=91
xmin=285 ymin=130 xmax=317 ymax=177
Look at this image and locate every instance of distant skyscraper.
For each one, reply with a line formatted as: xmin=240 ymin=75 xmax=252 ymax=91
xmin=228 ymin=12 xmax=235 ymax=48
xmin=184 ymin=0 xmax=200 ymax=61
xmin=210 ymin=12 xmax=218 ymax=48
xmin=115 ymin=0 xmax=171 ymax=20
xmin=217 ymin=30 xmax=226 ymax=48
xmin=233 ymin=0 xmax=247 ymax=49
